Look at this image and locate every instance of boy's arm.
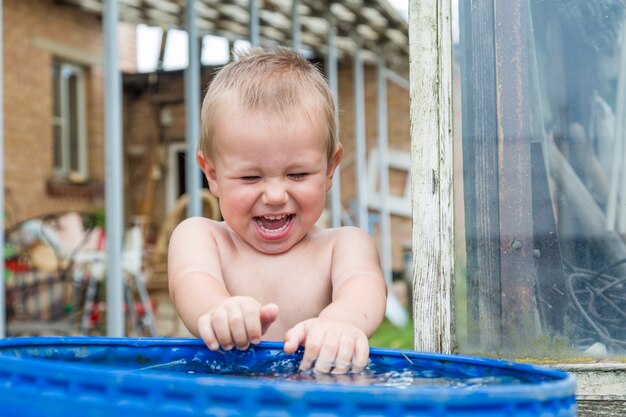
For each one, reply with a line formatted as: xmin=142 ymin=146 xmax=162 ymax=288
xmin=168 ymin=218 xmax=278 ymax=350
xmin=284 ymin=227 xmax=387 ymax=372
xmin=168 ymin=217 xmax=230 ymax=335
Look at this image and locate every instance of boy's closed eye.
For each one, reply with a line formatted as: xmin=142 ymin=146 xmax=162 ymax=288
xmin=241 ymin=176 xmax=261 ymax=183
xmin=287 ymin=173 xmax=308 ymax=180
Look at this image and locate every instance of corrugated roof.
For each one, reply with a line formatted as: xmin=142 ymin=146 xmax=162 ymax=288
xmin=60 ymin=0 xmax=409 ymax=70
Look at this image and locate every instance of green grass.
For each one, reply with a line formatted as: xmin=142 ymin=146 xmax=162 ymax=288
xmin=369 ymin=318 xmax=414 ymax=350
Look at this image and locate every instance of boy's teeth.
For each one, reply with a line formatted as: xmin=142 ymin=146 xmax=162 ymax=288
xmin=256 ymin=214 xmax=292 ymax=233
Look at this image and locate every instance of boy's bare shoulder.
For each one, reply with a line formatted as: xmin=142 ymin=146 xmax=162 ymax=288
xmin=320 ymin=225 xmax=372 ymax=240
xmin=311 ymin=225 xmax=375 ymax=247
xmin=170 ymin=217 xmax=230 ymax=243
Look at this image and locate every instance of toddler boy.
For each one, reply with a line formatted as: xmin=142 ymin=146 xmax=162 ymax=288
xmin=168 ymin=46 xmax=387 ymax=374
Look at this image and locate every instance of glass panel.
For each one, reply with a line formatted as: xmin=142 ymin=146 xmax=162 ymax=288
xmin=453 ymin=0 xmax=626 ymax=358
xmin=52 ymin=63 xmax=61 ymax=119
xmin=52 ymin=62 xmax=63 ymax=171
xmin=68 ymin=73 xmax=79 ymax=172
xmin=53 ymin=125 xmax=63 ymax=170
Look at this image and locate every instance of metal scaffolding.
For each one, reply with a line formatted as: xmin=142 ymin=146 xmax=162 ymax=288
xmin=0 ymin=0 xmax=410 ymax=336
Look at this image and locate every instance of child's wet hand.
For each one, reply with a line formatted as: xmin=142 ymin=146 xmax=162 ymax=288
xmin=283 ymin=318 xmax=369 ymax=374
xmin=197 ymin=297 xmax=278 ymax=351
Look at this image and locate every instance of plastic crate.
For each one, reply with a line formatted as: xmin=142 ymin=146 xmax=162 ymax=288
xmin=0 ymin=337 xmax=576 ymax=416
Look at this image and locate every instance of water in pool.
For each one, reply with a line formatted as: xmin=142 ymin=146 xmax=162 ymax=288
xmin=3 ymin=341 xmax=554 ymax=390
xmin=132 ymin=352 xmax=539 ymax=389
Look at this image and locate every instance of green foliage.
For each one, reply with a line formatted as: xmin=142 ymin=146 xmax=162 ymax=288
xmin=370 ymin=318 xmax=414 ymax=350
xmin=84 ymin=207 xmax=105 ymax=229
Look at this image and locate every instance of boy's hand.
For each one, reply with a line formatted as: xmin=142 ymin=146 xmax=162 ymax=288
xmin=283 ymin=318 xmax=369 ymax=374
xmin=197 ymin=296 xmax=279 ymax=351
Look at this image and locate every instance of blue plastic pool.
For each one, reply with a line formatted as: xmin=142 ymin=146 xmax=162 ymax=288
xmin=0 ymin=337 xmax=576 ymax=416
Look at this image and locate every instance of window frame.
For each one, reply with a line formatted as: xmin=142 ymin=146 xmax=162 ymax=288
xmin=410 ymin=0 xmax=626 ymax=413
xmin=52 ymin=60 xmax=88 ymax=179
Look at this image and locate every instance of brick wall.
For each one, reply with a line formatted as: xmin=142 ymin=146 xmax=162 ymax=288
xmin=4 ymin=0 xmax=136 ymax=227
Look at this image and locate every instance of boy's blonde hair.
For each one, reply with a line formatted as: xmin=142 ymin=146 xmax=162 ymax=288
xmin=199 ymin=46 xmax=338 ymax=162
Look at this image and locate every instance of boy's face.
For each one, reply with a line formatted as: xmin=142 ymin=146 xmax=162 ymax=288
xmin=198 ymin=107 xmax=341 ymax=254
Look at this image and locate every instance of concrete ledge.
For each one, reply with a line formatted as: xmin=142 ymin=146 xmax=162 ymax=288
xmin=553 ymin=362 xmax=626 ymax=416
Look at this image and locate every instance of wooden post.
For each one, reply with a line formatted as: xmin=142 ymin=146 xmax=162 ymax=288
xmin=409 ymin=0 xmax=455 ymax=353
xmin=494 ymin=0 xmax=539 ymax=350
xmin=459 ymin=0 xmax=502 ymax=351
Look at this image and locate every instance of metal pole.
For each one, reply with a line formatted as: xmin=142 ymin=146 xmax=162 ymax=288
xmin=384 ymin=68 xmax=410 ymax=91
xmin=378 ymin=50 xmax=409 ymax=327
xmin=185 ymin=0 xmax=202 ymax=218
xmin=249 ymin=0 xmax=260 ymax=46
xmin=327 ymin=13 xmax=342 ymax=228
xmin=0 ymin=0 xmax=5 ymax=339
xmin=377 ymin=53 xmax=392 ymax=287
xmin=104 ymin=0 xmax=125 ymax=337
xmin=291 ymin=0 xmax=301 ymax=51
xmin=353 ymin=37 xmax=369 ymax=231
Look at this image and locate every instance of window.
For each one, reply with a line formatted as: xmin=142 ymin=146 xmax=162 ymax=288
xmin=166 ymin=142 xmax=209 ymax=214
xmin=412 ymin=1 xmax=625 ymax=410
xmin=52 ymin=61 xmax=87 ymax=180
xmin=451 ymin=0 xmax=626 ymax=359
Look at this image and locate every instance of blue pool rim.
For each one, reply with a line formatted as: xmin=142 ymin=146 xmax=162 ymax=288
xmin=0 ymin=336 xmax=577 ymax=416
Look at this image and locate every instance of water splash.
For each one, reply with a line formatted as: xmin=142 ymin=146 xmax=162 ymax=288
xmin=139 ymin=355 xmax=533 ymax=389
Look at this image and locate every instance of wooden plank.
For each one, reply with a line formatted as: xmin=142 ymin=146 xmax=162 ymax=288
xmin=459 ymin=0 xmax=502 ymax=351
xmin=547 ymin=139 xmax=626 ymax=273
xmin=553 ymin=362 xmax=626 ymax=417
xmin=531 ymin=142 xmax=567 ymax=336
xmin=494 ymin=0 xmax=539 ymax=350
xmin=409 ymin=0 xmax=455 ymax=354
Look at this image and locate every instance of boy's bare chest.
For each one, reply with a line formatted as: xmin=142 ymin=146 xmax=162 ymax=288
xmin=221 ymin=252 xmax=333 ymax=320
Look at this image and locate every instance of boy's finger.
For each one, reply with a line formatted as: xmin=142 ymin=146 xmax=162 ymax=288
xmin=283 ymin=321 xmax=307 ymax=354
xmin=314 ymin=334 xmax=339 ymax=373
xmin=211 ymin=307 xmax=234 ymax=350
xmin=227 ymin=307 xmax=249 ymax=349
xmin=241 ymin=304 xmax=262 ymax=345
xmin=352 ymin=337 xmax=370 ymax=372
xmin=197 ymin=315 xmax=219 ymax=351
xmin=331 ymin=335 xmax=355 ymax=374
xmin=300 ymin=330 xmax=324 ymax=371
xmin=260 ymin=303 xmax=279 ymax=335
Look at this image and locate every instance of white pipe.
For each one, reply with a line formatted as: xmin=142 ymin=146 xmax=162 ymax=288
xmin=384 ymin=68 xmax=410 ymax=91
xmin=185 ymin=0 xmax=202 ymax=218
xmin=327 ymin=13 xmax=342 ymax=228
xmin=378 ymin=51 xmax=409 ymax=327
xmin=377 ymin=53 xmax=393 ymax=287
xmin=249 ymin=0 xmax=260 ymax=46
xmin=104 ymin=0 xmax=125 ymax=337
xmin=0 ymin=0 xmax=5 ymax=339
xmin=291 ymin=0 xmax=301 ymax=51
xmin=607 ymin=16 xmax=626 ymax=231
xmin=353 ymin=37 xmax=369 ymax=231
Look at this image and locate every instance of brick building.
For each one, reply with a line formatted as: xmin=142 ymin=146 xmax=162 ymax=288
xmin=3 ymin=0 xmax=136 ymax=225
xmin=4 ymin=0 xmax=411 ymax=272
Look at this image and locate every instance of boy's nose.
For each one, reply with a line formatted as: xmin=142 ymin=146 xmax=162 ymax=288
xmin=262 ymin=180 xmax=289 ymax=205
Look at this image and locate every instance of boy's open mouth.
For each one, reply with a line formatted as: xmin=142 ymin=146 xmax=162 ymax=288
xmin=254 ymin=214 xmax=294 ymax=235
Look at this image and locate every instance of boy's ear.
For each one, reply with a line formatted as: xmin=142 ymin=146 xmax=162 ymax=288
xmin=325 ymin=143 xmax=343 ymax=192
xmin=196 ymin=151 xmax=220 ymax=196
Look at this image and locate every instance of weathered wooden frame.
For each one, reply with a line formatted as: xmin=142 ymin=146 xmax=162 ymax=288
xmin=409 ymin=0 xmax=455 ymax=354
xmin=409 ymin=0 xmax=626 ymax=414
